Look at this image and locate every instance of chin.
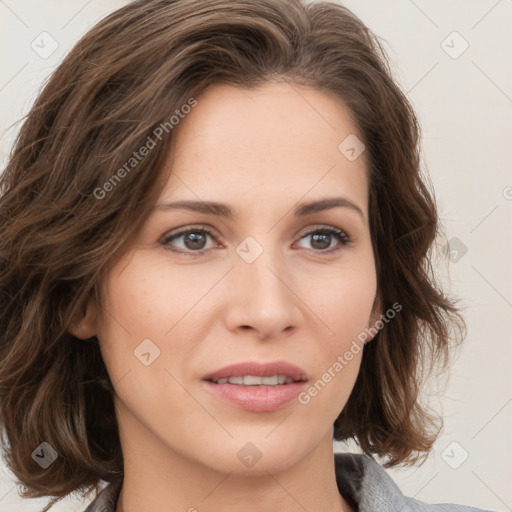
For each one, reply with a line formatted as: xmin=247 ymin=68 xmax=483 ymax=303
xmin=195 ymin=433 xmax=313 ymax=476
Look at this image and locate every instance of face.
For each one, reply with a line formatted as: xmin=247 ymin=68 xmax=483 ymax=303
xmin=76 ymin=82 xmax=379 ymax=477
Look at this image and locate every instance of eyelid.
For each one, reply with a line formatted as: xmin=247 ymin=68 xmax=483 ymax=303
xmin=159 ymin=224 xmax=219 ymax=244
xmin=296 ymin=223 xmax=350 ymax=239
xmin=294 ymin=224 xmax=352 ymax=251
xmin=160 ymin=223 xmax=352 ymax=254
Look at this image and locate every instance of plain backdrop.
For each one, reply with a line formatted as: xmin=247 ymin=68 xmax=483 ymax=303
xmin=0 ymin=1 xmax=511 ymax=511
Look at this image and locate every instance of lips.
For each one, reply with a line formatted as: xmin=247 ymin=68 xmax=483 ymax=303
xmin=202 ymin=360 xmax=309 ymax=412
xmin=202 ymin=360 xmax=309 ymax=383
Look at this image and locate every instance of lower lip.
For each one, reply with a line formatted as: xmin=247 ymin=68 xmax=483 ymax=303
xmin=202 ymin=380 xmax=308 ymax=412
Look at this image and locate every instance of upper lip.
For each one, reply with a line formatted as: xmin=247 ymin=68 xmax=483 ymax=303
xmin=202 ymin=361 xmax=308 ymax=382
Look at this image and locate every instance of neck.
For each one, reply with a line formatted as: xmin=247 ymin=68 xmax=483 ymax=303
xmin=113 ymin=413 xmax=353 ymax=512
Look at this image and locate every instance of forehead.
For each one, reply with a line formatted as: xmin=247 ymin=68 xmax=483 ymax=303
xmin=159 ymin=81 xmax=369 ymax=217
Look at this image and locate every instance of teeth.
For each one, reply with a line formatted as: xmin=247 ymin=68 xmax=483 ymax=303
xmin=213 ymin=375 xmax=296 ymax=386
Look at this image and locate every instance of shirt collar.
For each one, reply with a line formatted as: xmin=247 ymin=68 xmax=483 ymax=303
xmin=335 ymin=452 xmax=408 ymax=511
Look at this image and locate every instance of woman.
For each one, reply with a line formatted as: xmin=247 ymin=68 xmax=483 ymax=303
xmin=0 ymin=1 xmax=494 ymax=511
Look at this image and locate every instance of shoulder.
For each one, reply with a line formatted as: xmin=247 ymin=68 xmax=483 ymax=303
xmin=335 ymin=453 xmax=496 ymax=512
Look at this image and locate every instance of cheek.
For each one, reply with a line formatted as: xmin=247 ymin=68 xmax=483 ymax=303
xmin=308 ymin=257 xmax=377 ymax=346
xmin=96 ymin=250 xmax=223 ymax=386
xmin=99 ymin=252 xmax=201 ymax=339
xmin=95 ymin=255 xmax=169 ymax=379
xmin=292 ymin=256 xmax=376 ymax=409
xmin=300 ymin=285 xmax=373 ymax=417
xmin=95 ymin=259 xmax=204 ymax=424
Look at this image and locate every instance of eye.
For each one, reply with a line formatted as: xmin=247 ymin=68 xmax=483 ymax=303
xmin=160 ymin=225 xmax=352 ymax=255
xmin=295 ymin=226 xmax=351 ymax=253
xmin=160 ymin=225 xmax=218 ymax=254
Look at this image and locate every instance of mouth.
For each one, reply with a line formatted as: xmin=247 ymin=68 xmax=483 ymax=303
xmin=202 ymin=360 xmax=308 ymax=383
xmin=205 ymin=375 xmax=305 ymax=386
xmin=201 ymin=360 xmax=309 ymax=412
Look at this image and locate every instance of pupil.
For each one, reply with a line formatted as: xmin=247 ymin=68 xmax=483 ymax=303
xmin=312 ymin=233 xmax=330 ymax=250
xmin=182 ymin=232 xmax=332 ymax=251
xmin=185 ymin=232 xmax=206 ymax=250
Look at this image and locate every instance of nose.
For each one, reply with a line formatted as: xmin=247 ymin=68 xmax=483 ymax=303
xmin=223 ymin=242 xmax=303 ymax=340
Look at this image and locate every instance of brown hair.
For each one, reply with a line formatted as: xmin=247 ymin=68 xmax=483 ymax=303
xmin=0 ymin=0 xmax=465 ymax=509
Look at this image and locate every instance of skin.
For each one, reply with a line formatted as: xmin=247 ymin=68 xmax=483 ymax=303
xmin=70 ymin=81 xmax=381 ymax=512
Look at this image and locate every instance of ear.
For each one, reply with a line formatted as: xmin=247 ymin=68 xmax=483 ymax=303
xmin=68 ymin=294 xmax=98 ymax=340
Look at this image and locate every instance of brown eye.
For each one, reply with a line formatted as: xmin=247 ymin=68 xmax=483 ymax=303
xmin=160 ymin=225 xmax=351 ymax=256
xmin=161 ymin=227 xmax=217 ymax=253
xmin=296 ymin=227 xmax=351 ymax=253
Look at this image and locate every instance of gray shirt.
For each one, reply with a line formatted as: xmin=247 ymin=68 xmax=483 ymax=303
xmin=82 ymin=453 xmax=495 ymax=511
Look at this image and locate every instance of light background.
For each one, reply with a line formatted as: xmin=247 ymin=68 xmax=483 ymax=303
xmin=0 ymin=1 xmax=511 ymax=511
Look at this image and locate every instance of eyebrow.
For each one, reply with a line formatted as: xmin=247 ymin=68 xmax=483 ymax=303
xmin=154 ymin=196 xmax=365 ymax=220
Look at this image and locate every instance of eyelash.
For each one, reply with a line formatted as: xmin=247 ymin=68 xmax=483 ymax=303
xmin=160 ymin=224 xmax=352 ymax=256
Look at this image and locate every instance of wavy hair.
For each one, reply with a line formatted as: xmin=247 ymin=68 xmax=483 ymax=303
xmin=0 ymin=0 xmax=465 ymax=509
